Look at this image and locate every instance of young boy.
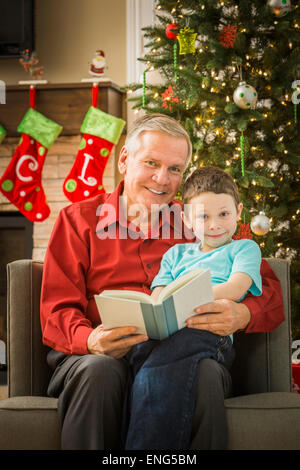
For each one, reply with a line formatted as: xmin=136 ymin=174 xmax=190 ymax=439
xmin=124 ymin=166 xmax=262 ymax=450
xmin=151 ymin=166 xmax=262 ymax=305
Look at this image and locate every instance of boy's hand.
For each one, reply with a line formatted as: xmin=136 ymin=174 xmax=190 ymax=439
xmin=186 ymin=299 xmax=251 ymax=336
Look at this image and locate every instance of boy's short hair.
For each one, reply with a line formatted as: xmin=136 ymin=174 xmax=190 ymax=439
xmin=125 ymin=113 xmax=192 ymax=167
xmin=183 ymin=166 xmax=240 ymax=207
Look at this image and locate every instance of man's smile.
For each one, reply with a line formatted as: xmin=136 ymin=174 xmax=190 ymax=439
xmin=146 ymin=187 xmax=167 ymax=195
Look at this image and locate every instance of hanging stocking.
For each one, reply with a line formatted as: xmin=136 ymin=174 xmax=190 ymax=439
xmin=63 ymin=84 xmax=125 ymax=202
xmin=0 ymin=87 xmax=62 ymax=222
xmin=0 ymin=124 xmax=6 ymax=144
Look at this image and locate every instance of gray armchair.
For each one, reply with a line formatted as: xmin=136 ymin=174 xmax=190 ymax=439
xmin=0 ymin=258 xmax=300 ymax=450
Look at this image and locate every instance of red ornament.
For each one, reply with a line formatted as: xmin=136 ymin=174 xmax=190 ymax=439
xmin=165 ymin=23 xmax=179 ymax=40
xmin=219 ymin=25 xmax=237 ymax=48
xmin=161 ymin=85 xmax=179 ymax=110
xmin=232 ymin=223 xmax=253 ymax=240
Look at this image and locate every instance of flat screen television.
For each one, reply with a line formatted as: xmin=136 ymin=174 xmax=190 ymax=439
xmin=0 ymin=0 xmax=35 ymax=58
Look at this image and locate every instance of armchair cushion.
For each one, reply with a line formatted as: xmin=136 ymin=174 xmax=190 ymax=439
xmin=225 ymin=392 xmax=300 ymax=449
xmin=0 ymin=396 xmax=60 ymax=450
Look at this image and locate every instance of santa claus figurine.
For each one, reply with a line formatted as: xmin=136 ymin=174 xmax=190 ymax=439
xmin=89 ymin=50 xmax=106 ymax=77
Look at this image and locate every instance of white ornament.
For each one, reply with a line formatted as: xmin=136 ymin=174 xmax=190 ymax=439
xmin=250 ymin=211 xmax=271 ymax=236
xmin=233 ymin=82 xmax=258 ymax=109
xmin=268 ymin=0 xmax=292 ymax=17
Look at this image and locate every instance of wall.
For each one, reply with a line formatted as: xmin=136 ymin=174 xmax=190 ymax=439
xmin=0 ymin=0 xmax=127 ymax=86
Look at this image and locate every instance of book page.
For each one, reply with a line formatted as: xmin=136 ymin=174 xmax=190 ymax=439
xmin=171 ymin=269 xmax=214 ymax=330
xmin=94 ymin=295 xmax=148 ymax=334
xmin=157 ymin=268 xmax=205 ymax=302
xmin=99 ymin=290 xmax=153 ymax=304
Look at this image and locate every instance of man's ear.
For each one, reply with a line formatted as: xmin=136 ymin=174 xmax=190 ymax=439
xmin=118 ymin=146 xmax=129 ymax=175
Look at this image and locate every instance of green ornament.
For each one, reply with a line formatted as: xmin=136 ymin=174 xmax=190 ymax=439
xmin=1 ymin=179 xmax=14 ymax=192
xmin=24 ymin=202 xmax=33 ymax=211
xmin=65 ymin=179 xmax=77 ymax=192
xmin=38 ymin=146 xmax=46 ymax=156
xmin=100 ymin=148 xmax=109 ymax=157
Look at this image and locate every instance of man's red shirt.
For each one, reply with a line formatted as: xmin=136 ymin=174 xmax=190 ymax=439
xmin=40 ymin=182 xmax=284 ymax=355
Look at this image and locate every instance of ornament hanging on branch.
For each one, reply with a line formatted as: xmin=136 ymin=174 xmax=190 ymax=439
xmin=240 ymin=131 xmax=245 ymax=176
xmin=292 ymin=80 xmax=299 ymax=124
xmin=165 ymin=24 xmax=179 ymax=40
xmin=268 ymin=0 xmax=292 ymax=17
xmin=219 ymin=25 xmax=237 ymax=48
xmin=177 ymin=27 xmax=197 ymax=55
xmin=161 ymin=85 xmax=179 ymax=110
xmin=165 ymin=24 xmax=179 ymax=82
xmin=233 ymin=81 xmax=258 ymax=109
xmin=250 ymin=211 xmax=271 ymax=236
xmin=142 ymin=70 xmax=146 ymax=109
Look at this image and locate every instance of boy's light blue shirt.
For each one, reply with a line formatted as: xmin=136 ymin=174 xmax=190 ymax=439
xmin=151 ymin=239 xmax=262 ymax=299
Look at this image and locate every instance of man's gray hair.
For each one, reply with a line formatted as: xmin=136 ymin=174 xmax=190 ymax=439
xmin=125 ymin=113 xmax=192 ymax=167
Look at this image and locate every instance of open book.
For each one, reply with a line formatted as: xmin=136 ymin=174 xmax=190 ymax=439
xmin=94 ymin=268 xmax=213 ymax=340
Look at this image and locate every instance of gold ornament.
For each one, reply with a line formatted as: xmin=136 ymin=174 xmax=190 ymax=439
xmin=177 ymin=27 xmax=197 ymax=55
xmin=250 ymin=211 xmax=271 ymax=236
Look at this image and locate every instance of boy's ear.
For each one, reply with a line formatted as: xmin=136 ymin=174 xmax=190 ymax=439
xmin=118 ymin=146 xmax=129 ymax=175
xmin=181 ymin=210 xmax=192 ymax=229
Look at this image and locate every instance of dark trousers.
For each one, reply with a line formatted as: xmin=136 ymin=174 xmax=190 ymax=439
xmin=47 ymin=337 xmax=234 ymax=450
xmin=124 ymin=328 xmax=233 ymax=449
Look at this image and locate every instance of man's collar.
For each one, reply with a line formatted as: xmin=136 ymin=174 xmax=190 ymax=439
xmin=96 ymin=180 xmax=187 ymax=238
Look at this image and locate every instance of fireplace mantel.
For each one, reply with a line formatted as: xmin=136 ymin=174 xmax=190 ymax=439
xmin=1 ymin=81 xmax=126 ymax=137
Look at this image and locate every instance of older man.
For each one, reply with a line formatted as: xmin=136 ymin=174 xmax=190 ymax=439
xmin=40 ymin=113 xmax=284 ymax=450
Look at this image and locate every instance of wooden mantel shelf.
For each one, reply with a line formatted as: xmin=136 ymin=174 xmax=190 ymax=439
xmin=1 ymin=81 xmax=127 ymax=137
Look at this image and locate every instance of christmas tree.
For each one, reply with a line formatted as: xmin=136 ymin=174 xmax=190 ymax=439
xmin=126 ymin=0 xmax=300 ymax=339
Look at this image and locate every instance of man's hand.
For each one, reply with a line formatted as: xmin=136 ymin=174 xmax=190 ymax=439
xmin=186 ymin=299 xmax=251 ymax=336
xmin=87 ymin=325 xmax=148 ymax=358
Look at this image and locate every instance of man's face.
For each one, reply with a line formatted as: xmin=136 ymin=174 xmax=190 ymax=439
xmin=119 ymin=131 xmax=188 ymax=216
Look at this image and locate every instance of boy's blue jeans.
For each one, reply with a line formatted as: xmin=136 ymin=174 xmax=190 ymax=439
xmin=123 ymin=327 xmax=232 ymax=450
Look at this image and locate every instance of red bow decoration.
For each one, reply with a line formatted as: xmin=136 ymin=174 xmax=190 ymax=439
xmin=232 ymin=223 xmax=253 ymax=240
xmin=219 ymin=25 xmax=237 ymax=48
xmin=161 ymin=85 xmax=179 ymax=110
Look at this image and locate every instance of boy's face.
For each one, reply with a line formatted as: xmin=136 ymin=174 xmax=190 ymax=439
xmin=183 ymin=192 xmax=243 ymax=252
